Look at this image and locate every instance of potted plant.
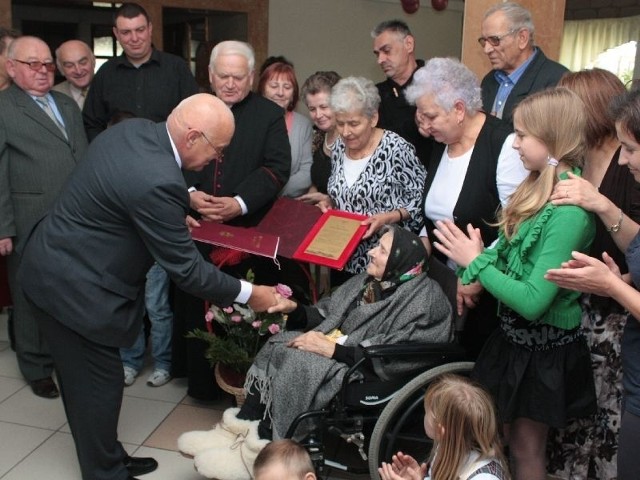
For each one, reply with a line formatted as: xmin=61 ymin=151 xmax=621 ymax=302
xmin=187 ymin=275 xmax=292 ymax=403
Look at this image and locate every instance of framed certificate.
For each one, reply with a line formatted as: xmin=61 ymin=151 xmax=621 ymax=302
xmin=292 ymin=210 xmax=368 ymax=270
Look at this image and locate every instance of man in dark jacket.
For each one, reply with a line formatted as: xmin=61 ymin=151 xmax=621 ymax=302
xmin=479 ymin=2 xmax=568 ymax=126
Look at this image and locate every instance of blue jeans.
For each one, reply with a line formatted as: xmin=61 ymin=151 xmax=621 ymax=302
xmin=120 ymin=263 xmax=172 ymax=372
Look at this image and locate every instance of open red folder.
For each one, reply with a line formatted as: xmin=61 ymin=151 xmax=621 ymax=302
xmin=190 ymin=197 xmax=368 ymax=270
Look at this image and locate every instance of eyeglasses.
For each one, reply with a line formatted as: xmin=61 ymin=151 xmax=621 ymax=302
xmin=13 ymin=59 xmax=56 ymax=72
xmin=477 ymin=29 xmax=519 ymax=48
xmin=198 ymin=130 xmax=225 ymax=160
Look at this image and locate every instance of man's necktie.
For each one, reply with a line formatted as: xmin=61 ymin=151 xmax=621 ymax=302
xmin=36 ymin=96 xmax=68 ymax=139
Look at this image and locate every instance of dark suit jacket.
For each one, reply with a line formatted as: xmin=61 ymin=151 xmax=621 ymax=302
xmin=481 ymin=48 xmax=569 ymax=126
xmin=0 ymin=84 xmax=87 ymax=242
xmin=184 ymin=92 xmax=291 ymax=227
xmin=18 ymin=119 xmax=242 ymax=348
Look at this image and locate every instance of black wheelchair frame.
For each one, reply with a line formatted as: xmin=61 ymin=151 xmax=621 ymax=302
xmin=284 ymin=257 xmax=475 ymax=479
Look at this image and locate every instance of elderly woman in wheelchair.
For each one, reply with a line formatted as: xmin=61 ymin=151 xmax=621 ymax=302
xmin=178 ymin=226 xmax=454 ymax=480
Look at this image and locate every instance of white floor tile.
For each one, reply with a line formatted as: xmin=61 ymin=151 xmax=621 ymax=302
xmin=0 ymin=384 xmax=67 ymax=430
xmin=0 ymin=375 xmax=26 ymax=402
xmin=0 ymin=421 xmax=56 ymax=477
xmin=117 ymin=395 xmax=178 ymax=445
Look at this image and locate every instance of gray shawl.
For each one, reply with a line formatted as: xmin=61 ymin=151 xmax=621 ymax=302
xmin=244 ymin=272 xmax=453 ymax=439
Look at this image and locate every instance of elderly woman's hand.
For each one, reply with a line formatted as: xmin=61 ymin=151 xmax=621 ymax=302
xmin=297 ymin=191 xmax=332 ymax=206
xmin=287 ymin=331 xmax=336 ymax=358
xmin=267 ymin=293 xmax=297 ymax=314
xmin=316 ymin=196 xmax=334 ymax=213
xmin=432 ymin=220 xmax=484 ymax=268
xmin=549 ymin=172 xmax=606 ymax=212
xmin=361 ymin=211 xmax=399 ymax=239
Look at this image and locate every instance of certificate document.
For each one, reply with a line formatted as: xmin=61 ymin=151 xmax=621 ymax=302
xmin=293 ymin=210 xmax=368 ymax=269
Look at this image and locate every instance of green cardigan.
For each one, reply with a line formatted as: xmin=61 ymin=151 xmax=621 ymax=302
xmin=459 ymin=200 xmax=595 ymax=330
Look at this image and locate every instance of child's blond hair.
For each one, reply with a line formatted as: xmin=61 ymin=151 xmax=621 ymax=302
xmin=425 ymin=374 xmax=509 ymax=480
xmin=498 ymin=87 xmax=586 ymax=239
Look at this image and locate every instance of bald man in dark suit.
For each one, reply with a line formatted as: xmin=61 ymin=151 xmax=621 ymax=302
xmin=18 ymin=94 xmax=280 ymax=480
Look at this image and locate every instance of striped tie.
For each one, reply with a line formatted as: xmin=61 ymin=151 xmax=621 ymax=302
xmin=36 ymin=96 xmax=67 ymax=139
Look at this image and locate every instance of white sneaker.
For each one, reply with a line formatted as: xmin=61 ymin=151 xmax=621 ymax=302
xmin=123 ymin=366 xmax=138 ymax=386
xmin=147 ymin=369 xmax=171 ymax=387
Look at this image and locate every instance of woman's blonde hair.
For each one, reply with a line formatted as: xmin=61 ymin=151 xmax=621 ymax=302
xmin=498 ymin=87 xmax=586 ymax=239
xmin=425 ymin=375 xmax=508 ymax=480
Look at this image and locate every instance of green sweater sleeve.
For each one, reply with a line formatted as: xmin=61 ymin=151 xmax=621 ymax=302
xmin=462 ymin=205 xmax=594 ymax=323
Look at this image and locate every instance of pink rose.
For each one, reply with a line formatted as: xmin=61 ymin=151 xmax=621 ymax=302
xmin=223 ymin=306 xmax=234 ymax=314
xmin=231 ymin=314 xmax=243 ymax=323
xmin=276 ymin=283 xmax=293 ymax=298
xmin=205 ymin=310 xmax=214 ymax=322
xmin=252 ymin=320 xmax=263 ymax=329
xmin=268 ymin=324 xmax=280 ymax=335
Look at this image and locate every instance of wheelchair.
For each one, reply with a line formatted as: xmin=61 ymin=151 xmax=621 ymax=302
xmin=284 ymin=256 xmax=475 ymax=479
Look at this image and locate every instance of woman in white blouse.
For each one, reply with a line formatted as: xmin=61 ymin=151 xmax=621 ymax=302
xmin=405 ymin=57 xmax=528 ymax=358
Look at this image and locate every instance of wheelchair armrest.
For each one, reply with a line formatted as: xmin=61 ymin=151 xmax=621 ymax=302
xmin=363 ymin=342 xmax=465 ymax=358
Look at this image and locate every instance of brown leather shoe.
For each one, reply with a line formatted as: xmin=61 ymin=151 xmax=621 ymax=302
xmin=30 ymin=377 xmax=59 ymax=398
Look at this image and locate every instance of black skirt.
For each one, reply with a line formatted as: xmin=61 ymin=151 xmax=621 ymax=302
xmin=472 ymin=310 xmax=596 ymax=429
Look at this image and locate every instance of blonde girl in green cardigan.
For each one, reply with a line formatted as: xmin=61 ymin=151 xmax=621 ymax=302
xmin=432 ymin=88 xmax=597 ymax=480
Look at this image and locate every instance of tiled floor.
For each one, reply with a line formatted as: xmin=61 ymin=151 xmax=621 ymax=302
xmin=0 ymin=310 xmax=361 ymax=480
xmin=0 ymin=308 xmax=236 ymax=480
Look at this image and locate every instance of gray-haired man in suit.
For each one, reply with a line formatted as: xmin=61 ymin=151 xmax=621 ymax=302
xmin=0 ymin=35 xmax=88 ymax=399
xmin=18 ymin=93 xmax=281 ymax=480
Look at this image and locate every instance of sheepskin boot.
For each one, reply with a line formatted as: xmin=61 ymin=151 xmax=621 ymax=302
xmin=193 ymin=418 xmax=270 ymax=480
xmin=177 ymin=407 xmax=251 ymax=457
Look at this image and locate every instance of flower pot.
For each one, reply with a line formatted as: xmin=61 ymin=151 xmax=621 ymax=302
xmin=214 ymin=363 xmax=246 ymax=406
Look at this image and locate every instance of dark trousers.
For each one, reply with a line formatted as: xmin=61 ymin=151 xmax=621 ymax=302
xmin=30 ymin=300 xmax=129 ymax=480
xmin=618 ymin=408 xmax=640 ymax=480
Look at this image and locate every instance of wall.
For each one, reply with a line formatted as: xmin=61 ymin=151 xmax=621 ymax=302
xmin=268 ymin=0 xmax=463 ymax=89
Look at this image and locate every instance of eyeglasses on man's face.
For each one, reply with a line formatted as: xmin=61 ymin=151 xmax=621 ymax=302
xmin=198 ymin=130 xmax=225 ymax=160
xmin=14 ymin=59 xmax=56 ymax=72
xmin=477 ymin=29 xmax=519 ymax=48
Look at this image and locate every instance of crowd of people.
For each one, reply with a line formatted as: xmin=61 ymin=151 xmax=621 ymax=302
xmin=1 ymin=1 xmax=639 ymax=480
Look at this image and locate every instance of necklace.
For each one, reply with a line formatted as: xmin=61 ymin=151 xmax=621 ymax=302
xmin=324 ymin=132 xmax=337 ymax=151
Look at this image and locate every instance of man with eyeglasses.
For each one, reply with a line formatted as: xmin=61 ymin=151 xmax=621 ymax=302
xmin=52 ymin=39 xmax=95 ymax=109
xmin=479 ymin=2 xmax=568 ymax=126
xmin=0 ymin=35 xmax=88 ymax=399
xmin=84 ymin=2 xmax=199 ymax=390
xmin=18 ymin=93 xmax=282 ymax=480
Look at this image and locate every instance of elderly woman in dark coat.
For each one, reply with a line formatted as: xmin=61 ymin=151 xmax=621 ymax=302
xmin=178 ymin=226 xmax=453 ymax=480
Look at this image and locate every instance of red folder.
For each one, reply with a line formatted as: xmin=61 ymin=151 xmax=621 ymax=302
xmin=190 ymin=198 xmax=368 ymax=270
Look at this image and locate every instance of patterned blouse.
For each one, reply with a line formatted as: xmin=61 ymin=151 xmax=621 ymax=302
xmin=328 ymin=130 xmax=426 ymax=273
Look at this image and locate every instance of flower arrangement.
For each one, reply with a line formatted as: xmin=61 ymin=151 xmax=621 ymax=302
xmin=187 ymin=273 xmax=292 ymax=375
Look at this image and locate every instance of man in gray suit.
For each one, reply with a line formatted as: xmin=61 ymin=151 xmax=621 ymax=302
xmin=0 ymin=36 xmax=88 ymax=398
xmin=18 ymin=93 xmax=280 ymax=480
xmin=52 ymin=39 xmax=95 ymax=110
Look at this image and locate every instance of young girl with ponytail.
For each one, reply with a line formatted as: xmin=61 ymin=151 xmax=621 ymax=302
xmin=432 ymin=87 xmax=597 ymax=480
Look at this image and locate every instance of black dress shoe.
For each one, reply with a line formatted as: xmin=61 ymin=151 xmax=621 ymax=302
xmin=30 ymin=377 xmax=59 ymax=398
xmin=123 ymin=456 xmax=158 ymax=476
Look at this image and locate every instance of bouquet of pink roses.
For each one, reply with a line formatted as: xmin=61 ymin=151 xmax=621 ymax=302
xmin=188 ymin=274 xmax=293 ymax=375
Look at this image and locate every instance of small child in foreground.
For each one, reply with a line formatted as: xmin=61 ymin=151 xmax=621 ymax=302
xmin=253 ymin=439 xmax=317 ymax=480
xmin=379 ymin=374 xmax=509 ymax=480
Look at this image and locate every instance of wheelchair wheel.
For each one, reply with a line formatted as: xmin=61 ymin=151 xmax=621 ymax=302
xmin=367 ymin=361 xmax=474 ymax=479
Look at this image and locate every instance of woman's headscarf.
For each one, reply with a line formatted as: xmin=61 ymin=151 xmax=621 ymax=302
xmin=361 ymin=226 xmax=428 ymax=304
